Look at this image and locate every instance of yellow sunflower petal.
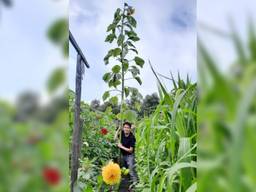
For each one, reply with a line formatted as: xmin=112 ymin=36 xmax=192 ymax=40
xmin=102 ymin=161 xmax=121 ymax=185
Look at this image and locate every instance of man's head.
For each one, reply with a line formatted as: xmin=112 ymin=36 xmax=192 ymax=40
xmin=123 ymin=122 xmax=132 ymax=135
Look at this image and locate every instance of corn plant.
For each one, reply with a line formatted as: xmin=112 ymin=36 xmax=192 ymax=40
xmin=135 ymin=62 xmax=197 ymax=192
xmin=198 ymin=20 xmax=256 ymax=192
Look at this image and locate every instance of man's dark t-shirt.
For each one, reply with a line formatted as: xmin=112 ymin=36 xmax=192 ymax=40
xmin=121 ymin=131 xmax=136 ymax=155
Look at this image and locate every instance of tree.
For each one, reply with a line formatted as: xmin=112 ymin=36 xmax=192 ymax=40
xmin=140 ymin=93 xmax=159 ymax=116
xmin=15 ymin=92 xmax=39 ymax=121
xmin=98 ymin=101 xmax=120 ymax=115
xmin=90 ymin=99 xmax=101 ymax=111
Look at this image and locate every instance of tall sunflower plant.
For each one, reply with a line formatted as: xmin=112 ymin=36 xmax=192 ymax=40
xmin=102 ymin=2 xmax=144 ymax=139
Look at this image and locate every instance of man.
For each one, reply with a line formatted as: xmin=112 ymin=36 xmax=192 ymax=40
xmin=116 ymin=122 xmax=138 ymax=185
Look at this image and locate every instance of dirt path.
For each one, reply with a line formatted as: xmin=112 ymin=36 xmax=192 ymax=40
xmin=119 ymin=175 xmax=131 ymax=192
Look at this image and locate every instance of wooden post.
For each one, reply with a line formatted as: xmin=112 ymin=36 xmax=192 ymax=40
xmin=70 ymin=54 xmax=83 ymax=192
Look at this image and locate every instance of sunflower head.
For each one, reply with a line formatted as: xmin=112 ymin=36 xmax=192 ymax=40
xmin=127 ymin=7 xmax=135 ymax=16
xmin=102 ymin=161 xmax=121 ymax=185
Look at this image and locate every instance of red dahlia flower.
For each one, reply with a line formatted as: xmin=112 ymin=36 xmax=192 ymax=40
xmin=101 ymin=128 xmax=108 ymax=135
xmin=43 ymin=167 xmax=61 ymax=186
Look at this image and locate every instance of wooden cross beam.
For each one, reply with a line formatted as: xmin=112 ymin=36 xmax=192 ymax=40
xmin=69 ymin=30 xmax=90 ymax=68
xmin=69 ymin=30 xmax=89 ymax=192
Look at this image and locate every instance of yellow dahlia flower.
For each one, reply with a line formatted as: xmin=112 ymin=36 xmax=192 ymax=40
xmin=102 ymin=161 xmax=121 ymax=185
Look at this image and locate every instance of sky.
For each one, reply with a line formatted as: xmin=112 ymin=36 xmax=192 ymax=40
xmin=69 ymin=0 xmax=197 ymax=102
xmin=198 ymin=0 xmax=256 ymax=72
xmin=1 ymin=0 xmax=256 ymax=103
xmin=0 ymin=0 xmax=67 ymax=102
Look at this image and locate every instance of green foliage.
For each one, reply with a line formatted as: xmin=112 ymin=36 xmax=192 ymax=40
xmin=102 ymin=72 xmax=112 ymax=82
xmin=198 ymin=22 xmax=256 ymax=192
xmin=112 ymin=65 xmax=121 ymax=73
xmin=72 ymin=69 xmax=197 ymax=191
xmin=47 ymin=18 xmax=68 ymax=57
xmin=135 ymin=68 xmax=197 ymax=191
xmin=123 ymin=109 xmax=137 ymax=122
xmin=124 ymin=87 xmax=130 ymax=97
xmin=0 ymin=97 xmax=69 ymax=191
xmin=134 ymin=76 xmax=142 ymax=85
xmin=69 ymin=92 xmax=119 ymax=191
xmin=102 ymin=91 xmax=110 ymax=101
xmin=105 ymin=33 xmax=116 ymax=43
xmin=134 ymin=56 xmax=145 ymax=67
xmin=110 ymin=96 xmax=118 ymax=106
xmin=47 ymin=67 xmax=65 ymax=94
xmin=47 ymin=19 xmax=67 ymax=44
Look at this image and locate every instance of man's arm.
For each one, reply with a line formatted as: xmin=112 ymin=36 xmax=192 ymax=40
xmin=117 ymin=143 xmax=133 ymax=153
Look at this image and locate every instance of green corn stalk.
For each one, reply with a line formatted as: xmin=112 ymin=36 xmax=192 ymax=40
xmin=198 ymin=20 xmax=256 ymax=192
xmin=135 ymin=63 xmax=197 ymax=191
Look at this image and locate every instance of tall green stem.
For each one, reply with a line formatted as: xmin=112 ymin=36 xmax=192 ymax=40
xmin=120 ymin=3 xmax=126 ymax=131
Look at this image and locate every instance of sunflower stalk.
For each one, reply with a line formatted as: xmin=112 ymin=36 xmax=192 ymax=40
xmin=102 ymin=2 xmax=144 ymax=160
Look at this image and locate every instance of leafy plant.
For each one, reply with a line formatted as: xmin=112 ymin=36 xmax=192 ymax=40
xmin=102 ymin=2 xmax=144 ymax=125
xmin=198 ymin=20 xmax=256 ymax=192
xmin=135 ymin=63 xmax=197 ymax=192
